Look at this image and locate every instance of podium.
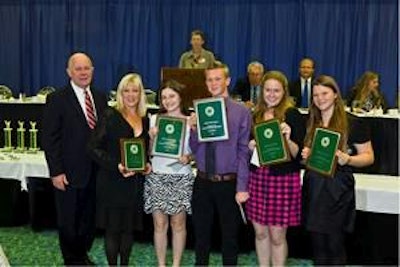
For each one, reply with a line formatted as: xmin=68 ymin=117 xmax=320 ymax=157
xmin=161 ymin=67 xmax=210 ymax=108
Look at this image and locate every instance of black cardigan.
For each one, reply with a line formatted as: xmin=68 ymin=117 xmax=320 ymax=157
xmin=251 ymin=107 xmax=306 ymax=175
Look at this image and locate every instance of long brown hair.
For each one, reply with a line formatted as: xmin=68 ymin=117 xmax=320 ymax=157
xmin=305 ymin=75 xmax=348 ymax=150
xmin=253 ymin=70 xmax=294 ymax=123
xmin=353 ymin=71 xmax=380 ymax=103
xmin=158 ymin=79 xmax=189 ymax=115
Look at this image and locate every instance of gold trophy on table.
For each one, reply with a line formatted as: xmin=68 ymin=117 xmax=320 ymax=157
xmin=27 ymin=121 xmax=39 ymax=153
xmin=3 ymin=120 xmax=13 ymax=152
xmin=15 ymin=120 xmax=26 ymax=152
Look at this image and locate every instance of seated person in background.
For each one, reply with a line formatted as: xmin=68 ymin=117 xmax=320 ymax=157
xmin=179 ymin=29 xmax=215 ymax=68
xmin=232 ymin=61 xmax=265 ymax=108
xmin=289 ymin=57 xmax=315 ymax=108
xmin=347 ymin=71 xmax=388 ymax=113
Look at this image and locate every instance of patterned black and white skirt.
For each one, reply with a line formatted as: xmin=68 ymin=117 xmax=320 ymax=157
xmin=144 ymin=172 xmax=195 ymax=215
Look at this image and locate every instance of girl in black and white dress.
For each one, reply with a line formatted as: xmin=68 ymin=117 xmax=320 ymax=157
xmin=144 ymin=80 xmax=194 ymax=267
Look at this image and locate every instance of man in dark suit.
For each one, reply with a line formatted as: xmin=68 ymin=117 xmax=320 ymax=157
xmin=42 ymin=52 xmax=108 ymax=265
xmin=232 ymin=61 xmax=264 ymax=109
xmin=289 ymin=57 xmax=315 ymax=108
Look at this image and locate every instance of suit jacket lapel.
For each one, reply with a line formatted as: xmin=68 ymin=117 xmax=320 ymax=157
xmin=91 ymin=90 xmax=104 ymax=113
xmin=66 ymin=84 xmax=89 ymax=127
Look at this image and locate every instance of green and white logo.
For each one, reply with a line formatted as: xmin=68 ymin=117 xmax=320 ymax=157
xmin=205 ymin=106 xmax=215 ymax=117
xmin=264 ymin=128 xmax=274 ymax=139
xmin=321 ymin=137 xmax=330 ymax=147
xmin=165 ymin=124 xmax=175 ymax=134
xmin=130 ymin=144 xmax=138 ymax=154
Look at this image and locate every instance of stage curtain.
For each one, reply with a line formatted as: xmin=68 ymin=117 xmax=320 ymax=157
xmin=0 ymin=0 xmax=397 ymax=106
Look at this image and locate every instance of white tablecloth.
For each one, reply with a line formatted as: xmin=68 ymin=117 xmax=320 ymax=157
xmin=354 ymin=174 xmax=400 ymax=214
xmin=0 ymin=151 xmax=49 ymax=191
xmin=298 ymin=107 xmax=400 ymax=119
xmin=0 ymin=151 xmax=398 ymax=214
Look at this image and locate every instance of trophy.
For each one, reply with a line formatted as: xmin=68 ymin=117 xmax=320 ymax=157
xmin=28 ymin=121 xmax=39 ymax=153
xmin=15 ymin=121 xmax=26 ymax=152
xmin=3 ymin=120 xmax=13 ymax=151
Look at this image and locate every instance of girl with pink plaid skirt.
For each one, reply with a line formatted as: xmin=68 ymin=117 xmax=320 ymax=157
xmin=246 ymin=71 xmax=305 ymax=266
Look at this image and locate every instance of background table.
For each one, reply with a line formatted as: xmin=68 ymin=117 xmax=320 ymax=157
xmin=0 ymin=151 xmax=54 ymax=230
xmin=350 ymin=113 xmax=399 ymax=176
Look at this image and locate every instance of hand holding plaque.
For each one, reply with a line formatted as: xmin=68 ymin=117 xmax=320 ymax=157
xmin=253 ymin=119 xmax=290 ymax=165
xmin=306 ymin=128 xmax=341 ymax=177
xmin=120 ymin=138 xmax=146 ymax=171
xmin=152 ymin=115 xmax=186 ymax=159
xmin=193 ymin=97 xmax=229 ymax=142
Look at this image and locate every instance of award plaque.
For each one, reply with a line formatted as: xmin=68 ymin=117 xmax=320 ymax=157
xmin=194 ymin=97 xmax=229 ymax=142
xmin=253 ymin=119 xmax=290 ymax=165
xmin=152 ymin=115 xmax=186 ymax=159
xmin=120 ymin=138 xmax=146 ymax=171
xmin=306 ymin=128 xmax=341 ymax=177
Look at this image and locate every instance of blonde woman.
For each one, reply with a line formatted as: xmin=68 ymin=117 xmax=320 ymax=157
xmin=88 ymin=73 xmax=151 ymax=266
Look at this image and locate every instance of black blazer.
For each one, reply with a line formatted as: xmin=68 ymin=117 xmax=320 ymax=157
xmin=232 ymin=77 xmax=251 ymax=101
xmin=250 ymin=107 xmax=306 ymax=175
xmin=289 ymin=79 xmax=302 ymax=107
xmin=289 ymin=77 xmax=314 ymax=108
xmin=42 ymin=84 xmax=108 ymax=188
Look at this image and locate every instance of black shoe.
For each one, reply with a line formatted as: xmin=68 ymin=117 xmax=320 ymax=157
xmin=84 ymin=256 xmax=95 ymax=266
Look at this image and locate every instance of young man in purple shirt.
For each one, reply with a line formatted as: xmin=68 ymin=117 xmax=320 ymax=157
xmin=189 ymin=63 xmax=251 ymax=265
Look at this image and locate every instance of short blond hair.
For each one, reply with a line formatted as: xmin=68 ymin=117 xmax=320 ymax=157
xmin=115 ymin=73 xmax=147 ymax=117
xmin=205 ymin=61 xmax=230 ymax=78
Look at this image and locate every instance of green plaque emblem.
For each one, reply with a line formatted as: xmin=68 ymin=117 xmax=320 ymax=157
xmin=152 ymin=116 xmax=186 ymax=158
xmin=120 ymin=138 xmax=146 ymax=171
xmin=194 ymin=97 xmax=229 ymax=142
xmin=254 ymin=119 xmax=290 ymax=165
xmin=306 ymin=128 xmax=341 ymax=177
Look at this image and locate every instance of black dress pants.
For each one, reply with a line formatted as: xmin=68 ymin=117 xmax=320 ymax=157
xmin=54 ymin=178 xmax=96 ymax=265
xmin=191 ymin=178 xmax=241 ymax=266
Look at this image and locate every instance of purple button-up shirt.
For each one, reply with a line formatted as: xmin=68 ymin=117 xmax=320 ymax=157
xmin=190 ymin=97 xmax=251 ymax=192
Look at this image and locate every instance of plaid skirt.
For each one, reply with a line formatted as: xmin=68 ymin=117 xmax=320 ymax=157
xmin=246 ymin=166 xmax=301 ymax=226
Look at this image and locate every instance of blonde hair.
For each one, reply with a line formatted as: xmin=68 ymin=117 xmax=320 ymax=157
xmin=205 ymin=61 xmax=230 ymax=78
xmin=305 ymin=75 xmax=348 ymax=150
xmin=115 ymin=73 xmax=147 ymax=117
xmin=253 ymin=70 xmax=294 ymax=123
